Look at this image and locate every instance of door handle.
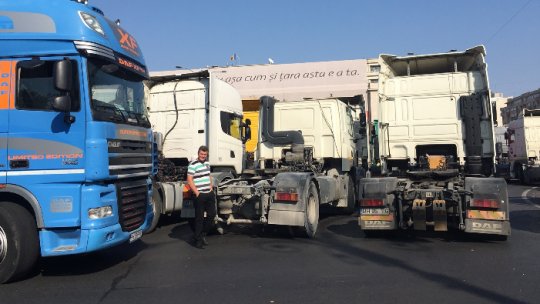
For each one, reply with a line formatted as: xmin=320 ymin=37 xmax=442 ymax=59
xmin=10 ymin=159 xmax=29 ymax=169
xmin=230 ymin=151 xmax=235 ymax=158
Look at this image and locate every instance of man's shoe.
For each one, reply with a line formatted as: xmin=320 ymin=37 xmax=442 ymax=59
xmin=202 ymin=237 xmax=208 ymax=246
xmin=194 ymin=240 xmax=204 ymax=249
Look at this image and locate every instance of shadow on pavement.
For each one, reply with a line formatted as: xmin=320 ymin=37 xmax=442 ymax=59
xmin=38 ymin=239 xmax=148 ymax=277
xmin=509 ymin=209 xmax=540 ymax=233
xmin=316 ymin=220 xmax=525 ymax=304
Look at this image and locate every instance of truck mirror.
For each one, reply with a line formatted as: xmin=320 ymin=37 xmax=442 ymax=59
xmin=242 ymin=119 xmax=252 ymax=144
xmin=360 ymin=112 xmax=367 ymax=128
xmin=53 ymin=95 xmax=72 ymax=112
xmin=54 ymin=59 xmax=72 ymax=91
xmin=242 ymin=124 xmax=252 ymax=144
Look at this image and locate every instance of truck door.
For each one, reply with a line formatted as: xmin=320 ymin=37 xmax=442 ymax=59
xmin=7 ymin=57 xmax=85 ymax=182
xmin=0 ymin=60 xmax=14 ymax=184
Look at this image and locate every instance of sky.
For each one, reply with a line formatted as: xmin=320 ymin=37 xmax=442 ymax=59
xmin=91 ymin=0 xmax=540 ymax=98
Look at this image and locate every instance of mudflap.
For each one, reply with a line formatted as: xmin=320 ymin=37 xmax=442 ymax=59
xmin=357 ymin=177 xmax=398 ymax=230
xmin=268 ymin=172 xmax=313 ymax=226
xmin=433 ymin=200 xmax=448 ymax=232
xmin=465 ymin=219 xmax=511 ymax=235
xmin=464 ymin=177 xmax=511 ymax=236
xmin=412 ymin=199 xmax=426 ymax=230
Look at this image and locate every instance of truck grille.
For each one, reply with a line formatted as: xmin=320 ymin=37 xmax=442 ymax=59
xmin=116 ymin=179 xmax=148 ymax=232
xmin=108 ymin=139 xmax=152 ymax=179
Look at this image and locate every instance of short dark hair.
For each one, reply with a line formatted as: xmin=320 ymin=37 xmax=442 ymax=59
xmin=198 ymin=145 xmax=209 ymax=153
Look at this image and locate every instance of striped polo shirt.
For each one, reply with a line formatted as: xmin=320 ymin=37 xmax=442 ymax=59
xmin=187 ymin=160 xmax=212 ymax=193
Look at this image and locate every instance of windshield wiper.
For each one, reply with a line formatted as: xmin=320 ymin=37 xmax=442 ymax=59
xmin=92 ymin=100 xmax=126 ymax=123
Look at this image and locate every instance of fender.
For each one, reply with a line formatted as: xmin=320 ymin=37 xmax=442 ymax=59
xmin=358 ymin=177 xmax=398 ymax=201
xmin=465 ymin=176 xmax=510 ymax=217
xmin=0 ymin=184 xmax=44 ymax=228
xmin=270 ymin=172 xmax=314 ymax=212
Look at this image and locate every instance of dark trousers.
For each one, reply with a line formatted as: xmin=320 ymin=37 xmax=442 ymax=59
xmin=194 ymin=191 xmax=216 ymax=241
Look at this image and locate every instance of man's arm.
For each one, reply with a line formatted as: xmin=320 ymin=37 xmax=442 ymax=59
xmin=187 ymin=174 xmax=200 ymax=197
xmin=186 ymin=166 xmax=200 ymax=197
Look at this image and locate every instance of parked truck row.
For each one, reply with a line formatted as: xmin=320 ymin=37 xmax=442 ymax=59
xmin=146 ymin=72 xmax=363 ymax=237
xmin=0 ymin=1 xmax=511 ymax=285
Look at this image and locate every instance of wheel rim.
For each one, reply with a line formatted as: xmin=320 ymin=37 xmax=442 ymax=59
xmin=0 ymin=225 xmax=7 ymax=264
xmin=307 ymin=193 xmax=317 ymax=225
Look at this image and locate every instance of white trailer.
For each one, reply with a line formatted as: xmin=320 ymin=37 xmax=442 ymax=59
xmin=507 ymin=109 xmax=540 ymax=184
xmin=358 ymin=46 xmax=510 ymax=239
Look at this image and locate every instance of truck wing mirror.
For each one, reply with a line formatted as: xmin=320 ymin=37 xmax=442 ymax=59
xmin=242 ymin=124 xmax=252 ymax=144
xmin=360 ymin=112 xmax=367 ymax=128
xmin=54 ymin=59 xmax=73 ymax=91
xmin=242 ymin=119 xmax=252 ymax=144
xmin=53 ymin=95 xmax=72 ymax=113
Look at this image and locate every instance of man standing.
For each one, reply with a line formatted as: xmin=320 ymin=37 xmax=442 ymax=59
xmin=187 ymin=145 xmax=216 ymax=249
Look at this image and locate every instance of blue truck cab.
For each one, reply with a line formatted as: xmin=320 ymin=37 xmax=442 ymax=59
xmin=0 ymin=0 xmax=154 ymax=283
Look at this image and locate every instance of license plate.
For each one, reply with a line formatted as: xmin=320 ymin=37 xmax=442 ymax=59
xmin=360 ymin=208 xmax=390 ymax=215
xmin=129 ymin=230 xmax=143 ymax=243
xmin=183 ymin=200 xmax=193 ymax=208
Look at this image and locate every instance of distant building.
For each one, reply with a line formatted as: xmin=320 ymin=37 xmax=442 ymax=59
xmin=501 ymin=88 xmax=540 ymax=125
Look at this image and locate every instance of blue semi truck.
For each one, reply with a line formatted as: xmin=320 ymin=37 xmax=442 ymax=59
xmin=0 ymin=0 xmax=154 ymax=283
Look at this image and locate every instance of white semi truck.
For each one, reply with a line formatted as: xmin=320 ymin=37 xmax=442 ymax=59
xmin=506 ymin=109 xmax=540 ymax=184
xmin=146 ymin=71 xmax=361 ymax=236
xmin=358 ymin=46 xmax=510 ymax=239
xmin=145 ymin=71 xmax=245 ymax=231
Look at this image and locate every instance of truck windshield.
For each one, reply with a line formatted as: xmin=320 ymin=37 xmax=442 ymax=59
xmin=88 ymin=58 xmax=150 ymax=128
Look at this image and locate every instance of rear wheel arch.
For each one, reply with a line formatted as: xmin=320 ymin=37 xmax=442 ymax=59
xmin=0 ymin=187 xmax=42 ymax=228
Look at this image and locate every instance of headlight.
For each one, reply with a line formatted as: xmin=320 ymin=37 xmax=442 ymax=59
xmin=79 ymin=12 xmax=105 ymax=36
xmin=88 ymin=206 xmax=113 ymax=219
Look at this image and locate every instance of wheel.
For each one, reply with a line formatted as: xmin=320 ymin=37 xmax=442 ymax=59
xmin=0 ymin=202 xmax=40 ymax=284
xmin=145 ymin=189 xmax=162 ymax=234
xmin=523 ymin=170 xmax=532 ymax=185
xmin=516 ymin=164 xmax=525 ymax=184
xmin=295 ymin=182 xmax=319 ymax=238
xmin=343 ymin=174 xmax=356 ymax=214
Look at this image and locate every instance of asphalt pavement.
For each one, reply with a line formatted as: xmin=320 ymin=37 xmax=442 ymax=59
xmin=0 ymin=183 xmax=539 ymax=304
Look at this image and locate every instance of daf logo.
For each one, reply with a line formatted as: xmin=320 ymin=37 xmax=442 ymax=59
xmin=108 ymin=141 xmax=121 ymax=148
xmin=473 ymin=222 xmax=502 ymax=231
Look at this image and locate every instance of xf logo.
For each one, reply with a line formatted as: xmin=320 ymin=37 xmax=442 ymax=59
xmin=117 ymin=28 xmax=139 ymax=56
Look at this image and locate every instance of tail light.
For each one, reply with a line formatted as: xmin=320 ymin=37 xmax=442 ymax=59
xmin=275 ymin=192 xmax=299 ymax=202
xmin=360 ymin=198 xmax=384 ymax=207
xmin=470 ymin=198 xmax=500 ymax=209
xmin=183 ymin=184 xmax=192 ymax=199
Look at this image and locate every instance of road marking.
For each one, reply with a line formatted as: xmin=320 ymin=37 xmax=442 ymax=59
xmin=521 ymin=187 xmax=540 ymax=209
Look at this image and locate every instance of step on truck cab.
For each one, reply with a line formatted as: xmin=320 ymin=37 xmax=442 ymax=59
xmin=359 ymin=46 xmax=510 ymax=239
xmin=0 ymin=0 xmax=154 ymax=283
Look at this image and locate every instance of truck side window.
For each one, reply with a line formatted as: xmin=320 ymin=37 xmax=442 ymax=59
xmin=16 ymin=60 xmax=80 ymax=111
xmin=220 ymin=111 xmax=242 ymax=141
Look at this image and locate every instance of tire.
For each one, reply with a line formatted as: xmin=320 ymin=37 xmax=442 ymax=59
xmin=343 ymin=174 xmax=356 ymax=214
xmin=516 ymin=164 xmax=525 ymax=184
xmin=523 ymin=169 xmax=532 ymax=185
xmin=145 ymin=189 xmax=162 ymax=234
xmin=0 ymin=202 xmax=40 ymax=284
xmin=295 ymin=182 xmax=319 ymax=238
